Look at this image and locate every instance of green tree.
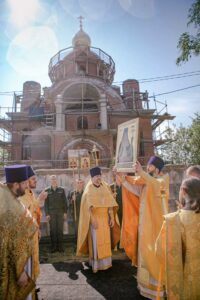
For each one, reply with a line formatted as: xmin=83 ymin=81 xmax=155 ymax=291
xmin=159 ymin=113 xmax=200 ymax=165
xmin=159 ymin=124 xmax=191 ymax=165
xmin=176 ymin=0 xmax=200 ymax=64
xmin=0 ymin=146 xmax=9 ymax=164
xmin=190 ymin=112 xmax=200 ymax=163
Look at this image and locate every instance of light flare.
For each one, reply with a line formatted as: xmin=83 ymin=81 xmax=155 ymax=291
xmin=8 ymin=0 xmax=41 ymax=27
xmin=118 ymin=0 xmax=156 ymax=19
xmin=6 ymin=26 xmax=59 ymax=77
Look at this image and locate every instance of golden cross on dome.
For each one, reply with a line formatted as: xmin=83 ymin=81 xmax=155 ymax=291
xmin=78 ymin=15 xmax=84 ymax=30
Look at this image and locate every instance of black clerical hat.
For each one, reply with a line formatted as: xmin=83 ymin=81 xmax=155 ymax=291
xmin=4 ymin=164 xmax=28 ymax=183
xmin=27 ymin=166 xmax=35 ymax=178
xmin=147 ymin=156 xmax=164 ymax=172
xmin=90 ymin=167 xmax=101 ymax=178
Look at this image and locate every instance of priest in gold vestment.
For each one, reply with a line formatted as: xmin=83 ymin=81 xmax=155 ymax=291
xmin=0 ymin=165 xmax=37 ymax=300
xmin=19 ymin=166 xmax=47 ymax=286
xmin=77 ymin=167 xmax=120 ymax=273
xmin=120 ymin=156 xmax=169 ymax=300
xmin=156 ymin=176 xmax=200 ymax=300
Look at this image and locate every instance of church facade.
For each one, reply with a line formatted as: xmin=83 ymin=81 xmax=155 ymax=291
xmin=4 ymin=23 xmax=174 ymax=169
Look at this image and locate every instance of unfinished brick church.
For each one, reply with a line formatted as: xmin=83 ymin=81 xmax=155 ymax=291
xmin=0 ymin=21 xmax=174 ymax=168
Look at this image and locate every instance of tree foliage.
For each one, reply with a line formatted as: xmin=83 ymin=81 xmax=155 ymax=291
xmin=176 ymin=0 xmax=200 ymax=64
xmin=190 ymin=112 xmax=200 ymax=163
xmin=159 ymin=124 xmax=191 ymax=165
xmin=0 ymin=147 xmax=9 ymax=163
xmin=159 ymin=113 xmax=200 ymax=165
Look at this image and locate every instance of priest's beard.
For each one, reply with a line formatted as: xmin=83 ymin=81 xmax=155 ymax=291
xmin=16 ymin=186 xmax=26 ymax=197
xmin=148 ymin=171 xmax=154 ymax=177
xmin=29 ymin=182 xmax=36 ymax=189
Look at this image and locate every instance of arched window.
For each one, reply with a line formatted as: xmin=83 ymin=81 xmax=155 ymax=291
xmin=77 ymin=116 xmax=88 ymax=129
xmin=22 ymin=135 xmax=51 ymax=160
xmin=76 ymin=63 xmax=86 ymax=75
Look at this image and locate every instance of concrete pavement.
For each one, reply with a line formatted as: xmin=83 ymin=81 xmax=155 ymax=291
xmin=37 ymin=259 xmax=147 ymax=300
xmin=37 ymin=239 xmax=148 ymax=300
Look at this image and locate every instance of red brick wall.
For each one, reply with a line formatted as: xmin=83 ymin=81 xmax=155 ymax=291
xmin=66 ymin=113 xmax=100 ymax=130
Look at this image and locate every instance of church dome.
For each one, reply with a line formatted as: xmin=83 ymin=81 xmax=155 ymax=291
xmin=72 ymin=28 xmax=91 ymax=47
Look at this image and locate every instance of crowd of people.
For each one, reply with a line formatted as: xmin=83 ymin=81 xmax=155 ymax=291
xmin=0 ymin=159 xmax=200 ymax=299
